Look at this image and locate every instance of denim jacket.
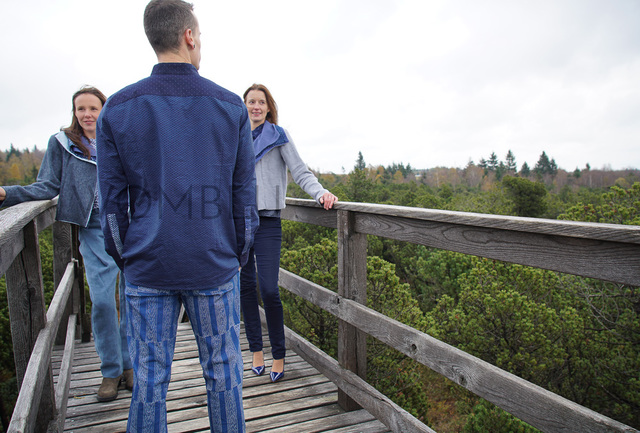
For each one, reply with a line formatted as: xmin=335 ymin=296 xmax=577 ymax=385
xmin=0 ymin=132 xmax=96 ymax=227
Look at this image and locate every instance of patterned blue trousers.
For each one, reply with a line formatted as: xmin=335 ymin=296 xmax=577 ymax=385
xmin=124 ymin=273 xmax=245 ymax=433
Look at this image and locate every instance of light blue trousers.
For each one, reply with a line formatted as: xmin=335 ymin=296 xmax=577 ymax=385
xmin=125 ymin=272 xmax=245 ymax=433
xmin=78 ymin=211 xmax=131 ymax=378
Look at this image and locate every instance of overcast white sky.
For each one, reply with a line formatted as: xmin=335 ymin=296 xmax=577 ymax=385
xmin=1 ymin=0 xmax=639 ymax=174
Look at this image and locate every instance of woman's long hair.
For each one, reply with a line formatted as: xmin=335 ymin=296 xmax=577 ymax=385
xmin=243 ymin=83 xmax=278 ymax=125
xmin=62 ymin=86 xmax=107 ymax=157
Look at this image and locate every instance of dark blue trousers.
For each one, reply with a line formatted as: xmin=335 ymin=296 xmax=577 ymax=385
xmin=240 ymin=216 xmax=286 ymax=360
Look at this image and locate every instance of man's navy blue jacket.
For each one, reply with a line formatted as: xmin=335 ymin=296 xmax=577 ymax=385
xmin=97 ymin=62 xmax=258 ymax=290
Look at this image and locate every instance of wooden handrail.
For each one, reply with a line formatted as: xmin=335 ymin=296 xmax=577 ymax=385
xmin=1 ymin=199 xmax=85 ymax=433
xmin=283 ymin=199 xmax=640 ymax=286
xmin=0 ymin=198 xmax=57 ymax=276
xmin=284 ymin=198 xmax=640 ymax=244
xmin=53 ymin=314 xmax=77 ymax=433
xmin=280 ymin=198 xmax=640 ymax=433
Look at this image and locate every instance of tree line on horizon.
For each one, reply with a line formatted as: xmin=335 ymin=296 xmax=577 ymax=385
xmin=2 ymin=145 xmax=637 ymax=192
xmin=0 ymin=145 xmax=44 ymax=187
xmin=353 ymin=149 xmax=636 ymax=191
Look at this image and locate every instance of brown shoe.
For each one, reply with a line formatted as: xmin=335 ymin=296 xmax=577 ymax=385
xmin=97 ymin=377 xmax=120 ymax=402
xmin=123 ymin=369 xmax=134 ymax=391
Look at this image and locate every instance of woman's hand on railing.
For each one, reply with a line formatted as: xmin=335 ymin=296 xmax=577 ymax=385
xmin=0 ymin=187 xmax=6 ymax=202
xmin=319 ymin=192 xmax=338 ymax=210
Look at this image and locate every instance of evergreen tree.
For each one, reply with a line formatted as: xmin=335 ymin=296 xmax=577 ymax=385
xmin=347 ymin=153 xmax=373 ymax=202
xmin=406 ymin=163 xmax=413 ymax=177
xmin=463 ymin=399 xmax=540 ymax=433
xmin=355 ymin=151 xmax=366 ymax=171
xmin=520 ymin=162 xmax=531 ymax=177
xmin=573 ymin=167 xmax=582 ymax=178
xmin=385 ymin=162 xmax=413 ymax=179
xmin=505 ymin=150 xmax=517 ymax=172
xmin=501 ymin=176 xmax=548 ymax=217
xmin=558 ymin=182 xmax=640 ymax=225
xmin=487 ymin=152 xmax=499 ymax=171
xmin=495 ymin=162 xmax=507 ymax=181
xmin=533 ymin=151 xmax=557 ymax=176
xmin=5 ymin=144 xmax=21 ymax=162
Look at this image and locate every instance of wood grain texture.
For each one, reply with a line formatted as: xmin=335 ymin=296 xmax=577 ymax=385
xmin=284 ymin=313 xmax=434 ymax=433
xmin=1 ymin=199 xmax=56 ymax=275
xmin=52 ymin=222 xmax=73 ymax=345
xmin=71 ymin=228 xmax=91 ymax=343
xmin=285 ymin=198 xmax=640 ymax=244
xmin=33 ymin=206 xmax=56 ymax=235
xmin=284 ymin=199 xmax=640 ymax=285
xmin=8 ymin=262 xmax=75 ymax=433
xmin=48 ymin=315 xmax=77 ymax=433
xmin=0 ymin=230 xmax=24 ymax=276
xmin=5 ymin=221 xmax=50 ymax=406
xmin=0 ymin=199 xmax=57 ymax=245
xmin=337 ymin=210 xmax=368 ymax=411
xmin=281 ymin=204 xmax=337 ymax=228
xmin=55 ymin=323 xmax=390 ymax=433
xmin=355 ymin=213 xmax=640 ymax=285
xmin=278 ymin=268 xmax=638 ymax=433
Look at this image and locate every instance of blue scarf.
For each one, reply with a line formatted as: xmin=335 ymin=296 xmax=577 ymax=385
xmin=253 ymin=121 xmax=288 ymax=163
xmin=70 ymin=136 xmax=97 ymax=161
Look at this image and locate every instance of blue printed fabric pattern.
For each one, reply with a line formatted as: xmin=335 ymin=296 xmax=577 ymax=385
xmin=125 ymin=273 xmax=245 ymax=433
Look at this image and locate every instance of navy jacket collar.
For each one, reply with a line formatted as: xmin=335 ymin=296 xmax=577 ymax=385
xmin=152 ymin=62 xmax=199 ymax=76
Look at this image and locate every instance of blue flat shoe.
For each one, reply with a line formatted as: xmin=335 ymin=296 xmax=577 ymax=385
xmin=270 ymin=370 xmax=285 ymax=382
xmin=251 ymin=365 xmax=265 ymax=376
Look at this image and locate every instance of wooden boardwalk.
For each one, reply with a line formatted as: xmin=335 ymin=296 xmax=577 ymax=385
xmin=53 ymin=322 xmax=391 ymax=433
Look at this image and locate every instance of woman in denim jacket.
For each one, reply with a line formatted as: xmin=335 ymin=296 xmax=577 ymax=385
xmin=0 ymin=86 xmax=132 ymax=402
xmin=241 ymin=83 xmax=338 ymax=383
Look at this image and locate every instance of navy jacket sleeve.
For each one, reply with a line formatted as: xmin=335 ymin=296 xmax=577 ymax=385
xmin=234 ymin=109 xmax=259 ymax=267
xmin=96 ymin=105 xmax=129 ymax=270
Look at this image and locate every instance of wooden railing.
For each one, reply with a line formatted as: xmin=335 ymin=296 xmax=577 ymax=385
xmin=279 ymin=198 xmax=640 ymax=433
xmin=2 ymin=197 xmax=639 ymax=432
xmin=0 ymin=199 xmax=87 ymax=433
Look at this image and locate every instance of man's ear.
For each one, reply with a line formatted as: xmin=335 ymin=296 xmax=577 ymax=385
xmin=184 ymin=28 xmax=195 ymax=49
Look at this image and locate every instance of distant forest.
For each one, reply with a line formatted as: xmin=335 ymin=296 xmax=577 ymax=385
xmin=1 ymin=145 xmax=637 ymax=192
xmin=0 ymin=145 xmax=45 ymax=186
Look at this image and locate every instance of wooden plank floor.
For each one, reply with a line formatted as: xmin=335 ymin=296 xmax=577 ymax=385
xmin=53 ymin=323 xmax=391 ymax=433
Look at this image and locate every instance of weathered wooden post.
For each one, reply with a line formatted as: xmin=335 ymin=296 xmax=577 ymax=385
xmin=52 ymin=222 xmax=72 ymax=345
xmin=337 ymin=210 xmax=368 ymax=410
xmin=71 ymin=226 xmax=90 ymax=342
xmin=52 ymin=222 xmax=89 ymax=344
xmin=5 ymin=220 xmax=55 ymax=432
